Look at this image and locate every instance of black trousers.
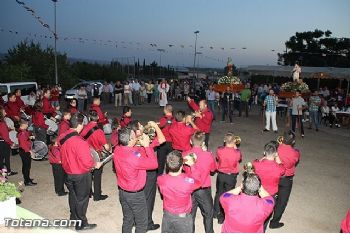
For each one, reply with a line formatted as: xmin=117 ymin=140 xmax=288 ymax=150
xmin=204 ymin=133 xmax=210 ymax=149
xmin=65 ymin=172 xmax=92 ymax=227
xmin=240 ymin=101 xmax=249 ymax=117
xmin=119 ymin=189 xmax=148 ymax=233
xmin=52 ymin=163 xmax=67 ymax=194
xmin=213 ymin=172 xmax=237 ymax=219
xmin=192 ymin=188 xmax=214 ymax=233
xmin=292 ymin=115 xmax=304 ymax=134
xmin=221 ymin=104 xmax=234 ymax=122
xmin=144 ymin=170 xmax=157 ymax=227
xmin=147 ymin=93 xmax=152 ymax=103
xmin=271 ymin=176 xmax=294 ymax=224
xmin=156 ymin=142 xmax=173 ymax=176
xmin=162 ymin=211 xmax=193 ymax=233
xmin=19 ymin=149 xmax=32 ymax=183
xmin=0 ymin=141 xmax=11 ymax=172
xmin=92 ymin=167 xmax=103 ymax=199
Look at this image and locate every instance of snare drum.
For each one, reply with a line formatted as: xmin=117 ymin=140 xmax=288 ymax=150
xmin=90 ymin=148 xmax=101 ymax=162
xmin=9 ymin=130 xmax=19 ymax=148
xmin=103 ymin=123 xmax=112 ymax=135
xmin=45 ymin=119 xmax=58 ymax=135
xmin=31 ymin=141 xmax=48 ymax=160
xmin=90 ymin=148 xmax=113 ymax=164
xmin=4 ymin=117 xmax=15 ymax=130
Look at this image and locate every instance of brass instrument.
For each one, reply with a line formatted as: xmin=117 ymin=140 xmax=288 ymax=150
xmin=243 ymin=162 xmax=255 ymax=174
xmin=135 ymin=124 xmax=156 ymax=146
xmin=233 ymin=136 xmax=241 ymax=145
xmin=277 ymin=136 xmax=284 ymax=144
xmin=183 ymin=152 xmax=197 ymax=164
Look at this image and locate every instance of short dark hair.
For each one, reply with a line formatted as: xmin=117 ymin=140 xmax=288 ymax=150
xmin=33 ymin=101 xmax=42 ymax=111
xmin=191 ymin=131 xmax=204 ymax=146
xmin=70 ymin=113 xmax=84 ymax=128
xmin=89 ymin=110 xmax=99 ymax=122
xmin=174 ymin=110 xmax=185 ymax=122
xmin=264 ymin=141 xmax=277 ymax=156
xmin=92 ymin=96 xmax=100 ymax=102
xmin=242 ymin=173 xmax=261 ymax=196
xmin=166 ymin=150 xmax=183 ymax=173
xmin=118 ymin=127 xmax=132 ymax=146
xmin=123 ymin=106 xmax=131 ymax=115
xmin=164 ymin=104 xmax=173 ymax=113
xmin=62 ymin=109 xmax=71 ymax=116
xmin=127 ymin=120 xmax=140 ymax=132
xmin=8 ymin=93 xmax=15 ymax=99
xmin=284 ymin=130 xmax=296 ymax=146
xmin=70 ymin=98 xmax=77 ymax=104
xmin=19 ymin=119 xmax=28 ymax=126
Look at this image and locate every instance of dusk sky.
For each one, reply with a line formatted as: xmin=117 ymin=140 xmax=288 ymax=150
xmin=1 ymin=0 xmax=350 ymax=68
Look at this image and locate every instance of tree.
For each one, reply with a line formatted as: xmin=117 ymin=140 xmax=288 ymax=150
xmin=278 ymin=29 xmax=350 ymax=67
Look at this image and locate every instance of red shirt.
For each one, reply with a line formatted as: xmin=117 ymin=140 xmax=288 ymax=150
xmin=159 ymin=114 xmax=174 ymax=142
xmin=253 ymin=159 xmax=285 ymax=195
xmin=90 ymin=104 xmax=108 ymax=125
xmin=169 ymin=121 xmax=196 ymax=151
xmin=188 ymin=99 xmax=213 ymax=133
xmin=18 ymin=129 xmax=32 ymax=152
xmin=110 ymin=129 xmax=119 ymax=147
xmin=182 ymin=146 xmax=217 ymax=188
xmin=49 ymin=145 xmax=61 ymax=164
xmin=58 ymin=129 xmax=95 ymax=174
xmin=58 ymin=119 xmax=70 ymax=136
xmin=220 ymin=193 xmax=275 ymax=233
xmin=113 ymin=145 xmax=158 ymax=192
xmin=216 ymin=146 xmax=242 ymax=174
xmin=120 ymin=115 xmax=132 ymax=128
xmin=32 ymin=111 xmax=48 ymax=129
xmin=5 ymin=101 xmax=20 ymax=119
xmin=278 ymin=144 xmax=300 ymax=176
xmin=51 ymin=89 xmax=59 ymax=101
xmin=0 ymin=121 xmax=13 ymax=145
xmin=70 ymin=106 xmax=78 ymax=114
xmin=15 ymin=96 xmax=25 ymax=109
xmin=157 ymin=173 xmax=201 ymax=215
xmin=341 ymin=209 xmax=350 ymax=233
xmin=43 ymin=97 xmax=56 ymax=115
xmin=80 ymin=122 xmax=107 ymax=151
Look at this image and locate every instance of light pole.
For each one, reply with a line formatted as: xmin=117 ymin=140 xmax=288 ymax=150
xmin=196 ymin=52 xmax=202 ymax=79
xmin=193 ymin=30 xmax=199 ymax=88
xmin=53 ymin=0 xmax=58 ymax=85
xmin=157 ymin=49 xmax=165 ymax=78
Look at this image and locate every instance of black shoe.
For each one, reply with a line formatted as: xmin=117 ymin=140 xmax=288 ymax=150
xmin=316 ymin=128 xmax=319 ymax=132
xmin=25 ymin=181 xmax=37 ymax=186
xmin=57 ymin=191 xmax=68 ymax=196
xmin=218 ymin=217 xmax=224 ymax=224
xmin=16 ymin=198 xmax=22 ymax=204
xmin=75 ymin=223 xmax=97 ymax=231
xmin=301 ymin=134 xmax=305 ymax=138
xmin=274 ymin=130 xmax=278 ymax=133
xmin=93 ymin=194 xmax=108 ymax=201
xmin=263 ymin=129 xmax=269 ymax=132
xmin=147 ymin=224 xmax=160 ymax=231
xmin=29 ymin=180 xmax=37 ymax=185
xmin=269 ymin=222 xmax=284 ymax=229
xmin=7 ymin=171 xmax=18 ymax=176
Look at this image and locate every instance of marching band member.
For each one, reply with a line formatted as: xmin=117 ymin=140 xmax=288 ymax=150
xmin=269 ymin=131 xmax=300 ymax=229
xmin=341 ymin=209 xmax=350 ymax=233
xmin=14 ymin=89 xmax=26 ymax=110
xmin=182 ymin=132 xmax=217 ymax=233
xmin=157 ymin=150 xmax=201 ymax=233
xmin=48 ymin=135 xmax=68 ymax=196
xmin=58 ymin=110 xmax=71 ymax=136
xmin=90 ymin=96 xmax=108 ymax=126
xmin=213 ymin=133 xmax=242 ymax=224
xmin=32 ymin=101 xmax=49 ymax=143
xmin=17 ymin=119 xmax=37 ymax=186
xmin=169 ymin=110 xmax=198 ymax=152
xmin=157 ymin=104 xmax=174 ymax=175
xmin=58 ymin=113 xmax=102 ymax=231
xmin=113 ymin=127 xmax=158 ymax=233
xmin=253 ymin=141 xmax=285 ymax=230
xmin=110 ymin=118 xmax=120 ymax=148
xmin=120 ymin=106 xmax=132 ymax=128
xmin=69 ymin=98 xmax=78 ymax=114
xmin=128 ymin=120 xmax=166 ymax=231
xmin=0 ymin=106 xmax=17 ymax=176
xmin=5 ymin=93 xmax=21 ymax=122
xmin=220 ymin=174 xmax=275 ymax=233
xmin=187 ymin=97 xmax=214 ymax=148
xmin=43 ymin=89 xmax=59 ymax=118
xmin=80 ymin=110 xmax=110 ymax=201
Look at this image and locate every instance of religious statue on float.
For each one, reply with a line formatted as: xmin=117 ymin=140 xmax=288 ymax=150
xmin=292 ymin=61 xmax=301 ymax=83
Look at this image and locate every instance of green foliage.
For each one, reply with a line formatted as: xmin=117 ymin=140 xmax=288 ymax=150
xmin=0 ymin=182 xmax=21 ymax=202
xmin=278 ymin=29 xmax=350 ymax=67
xmin=0 ymin=63 xmax=31 ymax=82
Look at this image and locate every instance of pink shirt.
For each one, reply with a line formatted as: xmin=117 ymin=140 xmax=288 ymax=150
xmin=278 ymin=144 xmax=300 ymax=176
xmin=220 ymin=193 xmax=275 ymax=233
xmin=182 ymin=146 xmax=217 ymax=188
xmin=157 ymin=173 xmax=200 ymax=214
xmin=216 ymin=146 xmax=242 ymax=174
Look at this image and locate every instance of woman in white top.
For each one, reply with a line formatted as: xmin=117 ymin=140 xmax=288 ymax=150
xmin=123 ymin=81 xmax=133 ymax=106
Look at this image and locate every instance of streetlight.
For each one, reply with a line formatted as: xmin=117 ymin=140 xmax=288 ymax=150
xmin=157 ymin=49 xmax=165 ymax=78
xmin=196 ymin=52 xmax=202 ymax=79
xmin=193 ymin=30 xmax=199 ymax=88
xmin=52 ymin=0 xmax=58 ymax=85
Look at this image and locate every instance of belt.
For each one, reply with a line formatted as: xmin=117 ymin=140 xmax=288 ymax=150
xmin=0 ymin=139 xmax=4 ymax=142
xmin=200 ymin=186 xmax=211 ymax=190
xmin=164 ymin=210 xmax=191 ymax=218
xmin=218 ymin=171 xmax=238 ymax=176
xmin=281 ymin=175 xmax=294 ymax=179
xmin=118 ymin=186 xmax=144 ymax=193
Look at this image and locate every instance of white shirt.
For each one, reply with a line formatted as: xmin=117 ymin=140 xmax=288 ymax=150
xmin=132 ymin=82 xmax=141 ymax=91
xmin=206 ymin=90 xmax=216 ymax=101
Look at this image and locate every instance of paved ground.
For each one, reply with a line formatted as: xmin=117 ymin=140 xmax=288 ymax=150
xmin=2 ymin=100 xmax=350 ymax=233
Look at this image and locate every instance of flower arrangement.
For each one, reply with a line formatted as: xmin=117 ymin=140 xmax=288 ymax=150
xmin=280 ymin=81 xmax=310 ymax=93
xmin=218 ymin=76 xmax=242 ymax=85
xmin=0 ymin=169 xmax=23 ymax=202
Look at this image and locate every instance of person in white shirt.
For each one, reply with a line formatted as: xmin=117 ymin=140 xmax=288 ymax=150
xmin=102 ymin=81 xmax=110 ymax=104
xmin=330 ymin=103 xmax=341 ymax=128
xmin=206 ymin=85 xmax=217 ymax=118
xmin=123 ymin=81 xmax=133 ymax=106
xmin=131 ymin=80 xmax=141 ymax=106
xmin=108 ymin=82 xmax=114 ymax=104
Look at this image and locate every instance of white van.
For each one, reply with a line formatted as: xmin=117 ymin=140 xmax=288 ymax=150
xmin=0 ymin=82 xmax=38 ymax=105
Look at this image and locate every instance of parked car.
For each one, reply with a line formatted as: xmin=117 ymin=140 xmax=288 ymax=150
xmin=64 ymin=81 xmax=103 ymax=99
xmin=0 ymin=82 xmax=38 ymax=105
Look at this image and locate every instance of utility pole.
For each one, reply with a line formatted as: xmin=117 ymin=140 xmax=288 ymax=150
xmin=193 ymin=30 xmax=199 ymax=88
xmin=53 ymin=0 xmax=58 ymax=84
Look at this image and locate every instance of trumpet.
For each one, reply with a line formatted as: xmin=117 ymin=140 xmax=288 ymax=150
xmin=277 ymin=136 xmax=284 ymax=144
xmin=243 ymin=161 xmax=255 ymax=174
xmin=233 ymin=136 xmax=241 ymax=145
xmin=135 ymin=124 xmax=157 ymax=146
